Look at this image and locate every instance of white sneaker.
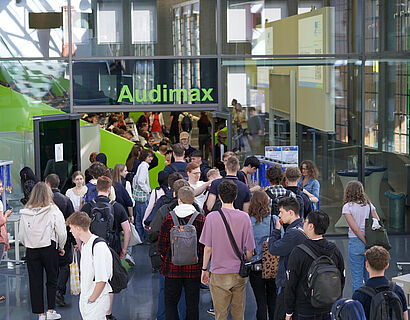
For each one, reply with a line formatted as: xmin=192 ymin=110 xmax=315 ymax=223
xmin=125 ymin=253 xmax=135 ymax=267
xmin=46 ymin=310 xmax=62 ymax=319
xmin=38 ymin=315 xmax=46 ymax=320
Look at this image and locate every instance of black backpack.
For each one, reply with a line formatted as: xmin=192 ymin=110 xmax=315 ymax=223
xmin=181 ymin=115 xmax=192 ymax=132
xmin=89 ymin=200 xmax=115 ymax=247
xmin=298 ymin=244 xmax=343 ymax=308
xmin=293 ymin=188 xmax=308 ymax=218
xmin=357 ymin=282 xmax=404 ymax=320
xmin=265 ymin=189 xmax=292 ymax=216
xmin=169 ymin=163 xmax=188 ymax=180
xmin=92 ymin=237 xmax=128 ymax=294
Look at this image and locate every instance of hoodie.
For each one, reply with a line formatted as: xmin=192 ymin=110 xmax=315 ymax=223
xmin=19 ymin=204 xmax=67 ymax=250
xmin=284 ymin=238 xmax=345 ymax=316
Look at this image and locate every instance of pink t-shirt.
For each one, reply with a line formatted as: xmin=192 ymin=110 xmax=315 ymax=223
xmin=199 ymin=208 xmax=255 ymax=274
xmin=342 ymin=202 xmax=375 ymax=238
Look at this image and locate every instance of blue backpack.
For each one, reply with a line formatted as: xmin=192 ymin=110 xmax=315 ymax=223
xmin=85 ymin=182 xmax=98 ymax=203
xmin=331 ymin=298 xmax=366 ymax=320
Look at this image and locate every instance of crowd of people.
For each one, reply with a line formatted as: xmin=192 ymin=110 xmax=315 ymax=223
xmin=0 ymin=116 xmax=408 ymax=320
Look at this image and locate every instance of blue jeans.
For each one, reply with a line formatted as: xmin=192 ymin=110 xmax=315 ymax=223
xmin=157 ymin=273 xmax=186 ymax=320
xmin=134 ymin=200 xmax=148 ymax=242
xmin=348 ymin=237 xmax=369 ymax=292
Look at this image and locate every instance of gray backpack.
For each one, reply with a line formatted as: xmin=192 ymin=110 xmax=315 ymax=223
xmin=170 ymin=211 xmax=199 ymax=266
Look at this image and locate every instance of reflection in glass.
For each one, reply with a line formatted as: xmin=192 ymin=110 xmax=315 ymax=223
xmin=0 ymin=60 xmax=69 ymax=111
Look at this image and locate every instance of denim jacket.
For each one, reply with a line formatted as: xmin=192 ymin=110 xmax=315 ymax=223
xmin=297 ymin=178 xmax=320 ymax=198
xmin=251 ymin=215 xmax=282 ymax=261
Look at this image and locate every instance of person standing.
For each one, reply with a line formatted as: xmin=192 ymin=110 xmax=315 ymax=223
xmin=214 ymin=131 xmax=227 ymax=172
xmin=298 ymin=160 xmax=320 ymax=199
xmin=268 ymin=197 xmax=307 ymax=320
xmin=197 ymin=112 xmax=211 ymax=161
xmin=19 ymin=182 xmax=67 ymax=320
xmin=169 ymin=111 xmax=181 ymax=144
xmin=248 ymin=191 xmax=277 ymax=320
xmin=200 ymin=180 xmax=255 ymax=320
xmin=19 ymin=167 xmax=39 ymax=205
xmin=352 ymin=246 xmax=408 ymax=320
xmin=132 ymin=149 xmax=154 ymax=241
xmin=45 ymin=174 xmax=76 ymax=308
xmin=186 ymin=162 xmax=209 ymax=210
xmin=158 ymin=186 xmax=205 ymax=320
xmin=66 ymin=211 xmax=113 ymax=320
xmin=179 ymin=132 xmax=197 ymax=160
xmin=0 ymin=178 xmax=12 ymax=303
xmin=66 ymin=171 xmax=87 ymax=211
xmin=247 ymin=107 xmax=264 ymax=155
xmin=343 ymin=181 xmax=379 ymax=292
xmin=285 ymin=211 xmax=345 ymax=320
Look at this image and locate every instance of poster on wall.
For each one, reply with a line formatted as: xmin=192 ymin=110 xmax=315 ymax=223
xmin=265 ymin=146 xmax=298 ymax=165
xmin=298 ymin=14 xmax=323 ymax=88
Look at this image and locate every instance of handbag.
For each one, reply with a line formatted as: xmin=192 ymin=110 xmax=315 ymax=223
xmin=218 ymin=209 xmax=250 ymax=278
xmin=261 ymin=213 xmax=279 ymax=279
xmin=133 ymin=182 xmax=149 ymax=203
xmin=364 ymin=202 xmax=391 ymax=250
xmin=129 ymin=223 xmax=142 ymax=246
xmin=70 ymin=251 xmax=80 ymax=296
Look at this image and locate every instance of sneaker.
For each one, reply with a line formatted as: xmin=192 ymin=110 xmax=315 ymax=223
xmin=106 ymin=314 xmax=117 ymax=320
xmin=207 ymin=308 xmax=215 ymax=316
xmin=38 ymin=315 xmax=46 ymax=320
xmin=125 ymin=253 xmax=135 ymax=267
xmin=46 ymin=310 xmax=62 ymax=319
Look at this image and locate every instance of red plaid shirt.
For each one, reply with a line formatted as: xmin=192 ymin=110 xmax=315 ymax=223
xmin=158 ymin=212 xmax=205 ymax=278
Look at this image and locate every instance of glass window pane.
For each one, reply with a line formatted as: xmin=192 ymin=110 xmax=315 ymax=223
xmin=222 ymin=58 xmax=361 ymax=234
xmin=0 ymin=60 xmax=69 ymax=112
xmin=72 ymin=58 xmax=218 ymax=107
xmin=0 ymin=1 xmax=67 ymax=58
xmin=72 ymin=0 xmax=216 ymax=57
xmin=223 ymin=1 xmax=357 ymax=55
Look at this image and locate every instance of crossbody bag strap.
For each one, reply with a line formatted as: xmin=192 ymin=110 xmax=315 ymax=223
xmin=217 ymin=209 xmax=242 ymax=261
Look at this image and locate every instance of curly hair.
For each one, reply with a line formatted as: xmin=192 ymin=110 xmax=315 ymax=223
xmin=248 ymin=191 xmax=271 ymax=223
xmin=343 ymin=181 xmax=368 ymax=205
xmin=300 ymin=160 xmax=319 ymax=180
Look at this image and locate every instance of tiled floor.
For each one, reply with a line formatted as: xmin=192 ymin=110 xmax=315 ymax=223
xmin=1 ymin=235 xmax=410 ymax=320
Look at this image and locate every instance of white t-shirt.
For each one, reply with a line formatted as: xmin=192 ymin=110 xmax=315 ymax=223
xmin=80 ymin=235 xmax=113 ymax=301
xmin=342 ymin=202 xmax=375 ymax=238
xmin=189 ymin=180 xmax=207 ymax=209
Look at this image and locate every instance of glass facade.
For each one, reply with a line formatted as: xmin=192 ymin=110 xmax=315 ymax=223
xmin=0 ymin=0 xmax=409 ymax=233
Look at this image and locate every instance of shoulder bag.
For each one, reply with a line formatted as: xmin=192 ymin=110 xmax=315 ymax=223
xmin=364 ymin=202 xmax=391 ymax=250
xmin=261 ymin=214 xmax=280 ymax=279
xmin=218 ymin=209 xmax=250 ymax=278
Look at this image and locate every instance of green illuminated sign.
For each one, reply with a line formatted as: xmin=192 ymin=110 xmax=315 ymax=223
xmin=117 ymin=85 xmax=214 ymax=103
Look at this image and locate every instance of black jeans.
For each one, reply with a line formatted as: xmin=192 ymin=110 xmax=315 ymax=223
xmin=249 ymin=270 xmax=277 ymax=320
xmin=274 ymin=289 xmax=286 ymax=320
xmin=293 ymin=313 xmax=331 ymax=320
xmin=164 ymin=277 xmax=200 ymax=320
xmin=26 ymin=243 xmax=59 ymax=314
xmin=198 ymin=134 xmax=210 ymax=161
xmin=57 ymin=264 xmax=70 ymax=295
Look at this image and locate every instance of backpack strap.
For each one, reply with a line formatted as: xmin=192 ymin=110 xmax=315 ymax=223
xmin=357 ymin=285 xmax=378 ymax=298
xmin=298 ymin=244 xmax=318 ymax=260
xmin=187 ymin=211 xmax=199 ymax=225
xmin=170 ymin=211 xmax=180 ymax=227
xmin=91 ymin=237 xmax=106 ymax=256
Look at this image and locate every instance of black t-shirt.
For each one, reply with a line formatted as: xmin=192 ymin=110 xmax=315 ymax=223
xmin=82 ymin=195 xmax=129 ymax=254
xmin=209 ymin=176 xmax=251 ymax=210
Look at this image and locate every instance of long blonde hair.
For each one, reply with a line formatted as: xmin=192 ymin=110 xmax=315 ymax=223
xmin=112 ymin=164 xmax=126 ymax=184
xmin=343 ymin=181 xmax=368 ymax=206
xmin=25 ymin=182 xmax=54 ymax=208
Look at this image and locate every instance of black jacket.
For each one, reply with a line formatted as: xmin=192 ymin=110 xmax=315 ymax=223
xmin=113 ymin=181 xmax=133 ymax=211
xmin=284 ymin=238 xmax=345 ymax=316
xmin=52 ymin=189 xmax=75 ymax=266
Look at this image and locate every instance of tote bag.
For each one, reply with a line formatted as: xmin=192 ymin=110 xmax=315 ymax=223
xmin=365 ymin=202 xmax=391 ymax=250
xmin=262 ymin=214 xmax=279 ymax=279
xmin=70 ymin=251 xmax=80 ymax=295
